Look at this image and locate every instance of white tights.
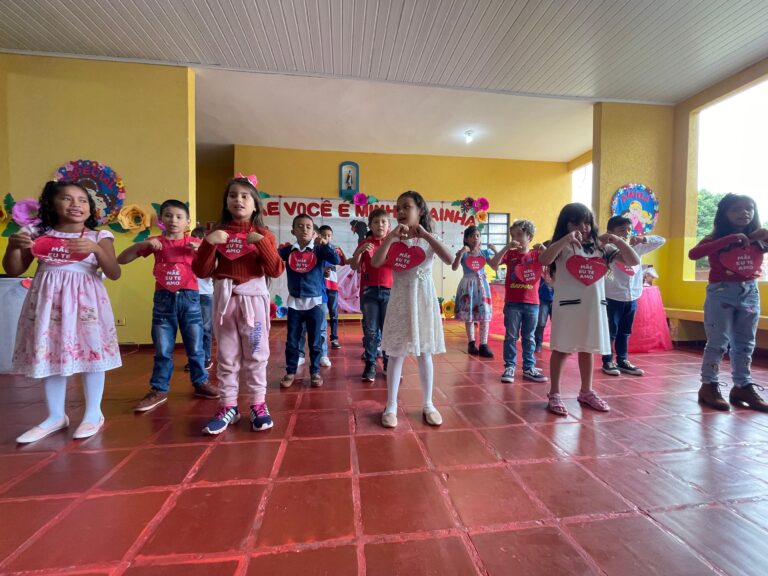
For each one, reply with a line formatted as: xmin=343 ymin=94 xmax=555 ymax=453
xmin=40 ymin=371 xmax=105 ymax=427
xmin=385 ymin=355 xmax=435 ymax=414
xmin=465 ymin=321 xmax=490 ymax=345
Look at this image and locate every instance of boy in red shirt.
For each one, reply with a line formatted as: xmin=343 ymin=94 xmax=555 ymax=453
xmin=490 ymin=219 xmax=549 ymax=384
xmin=118 ymin=199 xmax=219 ymax=412
xmin=349 ymin=209 xmax=392 ymax=382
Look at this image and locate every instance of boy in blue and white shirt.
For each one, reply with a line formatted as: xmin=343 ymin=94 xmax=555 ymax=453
xmin=601 ymin=215 xmax=666 ymax=376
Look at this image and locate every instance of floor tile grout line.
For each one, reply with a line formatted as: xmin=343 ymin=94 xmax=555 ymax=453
xmin=348 ymin=407 xmax=367 ymax=575
xmin=0 ymin=451 xmax=60 ymax=496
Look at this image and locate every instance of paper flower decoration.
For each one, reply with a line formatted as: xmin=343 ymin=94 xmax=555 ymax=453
xmin=460 ymin=197 xmax=474 ymax=213
xmin=442 ymin=300 xmax=455 ymax=318
xmin=117 ymin=204 xmax=152 ymax=231
xmin=276 ymin=306 xmax=288 ymax=319
xmin=270 ymin=302 xmax=277 ymax=319
xmin=11 ymin=199 xmax=41 ymax=227
xmin=476 ymin=211 xmax=488 ymax=223
xmin=473 ymin=197 xmax=489 ymax=212
xmin=0 ymin=204 xmax=8 ymax=224
xmin=353 ymin=192 xmax=368 ymax=206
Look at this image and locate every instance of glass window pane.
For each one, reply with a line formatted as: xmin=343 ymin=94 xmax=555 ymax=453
xmin=489 ymin=213 xmax=508 ymax=224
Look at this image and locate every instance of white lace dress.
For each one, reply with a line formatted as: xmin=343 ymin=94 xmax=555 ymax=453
xmin=380 ymin=235 xmax=446 ymax=357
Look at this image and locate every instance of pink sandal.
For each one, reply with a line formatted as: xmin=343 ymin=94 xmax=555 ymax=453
xmin=577 ymin=390 xmax=610 ymax=412
xmin=547 ymin=393 xmax=568 ymax=416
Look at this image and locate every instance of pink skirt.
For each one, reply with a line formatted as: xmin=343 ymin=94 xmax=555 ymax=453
xmin=13 ymin=267 xmax=122 ymax=378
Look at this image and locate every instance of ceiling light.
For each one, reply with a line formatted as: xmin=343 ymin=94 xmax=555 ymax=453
xmin=464 ymin=130 xmax=474 ymax=144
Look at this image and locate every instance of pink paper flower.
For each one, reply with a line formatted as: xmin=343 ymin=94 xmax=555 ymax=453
xmin=353 ymin=193 xmax=368 ymax=206
xmin=11 ymin=199 xmax=41 ymax=226
xmin=473 ymin=197 xmax=489 ymax=212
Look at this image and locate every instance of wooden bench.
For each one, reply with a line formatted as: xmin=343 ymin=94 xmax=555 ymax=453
xmin=665 ymin=307 xmax=768 ymax=345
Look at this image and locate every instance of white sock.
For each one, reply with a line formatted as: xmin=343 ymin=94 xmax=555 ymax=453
xmin=418 ymin=354 xmax=435 ymax=412
xmin=465 ymin=322 xmax=475 ymax=341
xmin=385 ymin=356 xmax=405 ymax=414
xmin=479 ymin=321 xmax=490 ymax=345
xmin=41 ymin=375 xmax=67 ymax=428
xmin=82 ymin=371 xmax=105 ymax=424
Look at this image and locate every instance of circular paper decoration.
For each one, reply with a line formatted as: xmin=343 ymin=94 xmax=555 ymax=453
xmin=54 ymin=160 xmax=125 ymax=226
xmin=610 ymin=183 xmax=659 ymax=235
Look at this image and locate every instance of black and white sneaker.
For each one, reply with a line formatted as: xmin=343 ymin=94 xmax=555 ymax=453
xmin=362 ymin=363 xmax=376 ymax=382
xmin=250 ymin=403 xmax=274 ymax=431
xmin=617 ymin=360 xmax=644 ymax=376
xmin=601 ymin=362 xmax=621 ymax=376
xmin=522 ymin=367 xmax=549 ymax=382
xmin=203 ymin=406 xmax=240 ymax=435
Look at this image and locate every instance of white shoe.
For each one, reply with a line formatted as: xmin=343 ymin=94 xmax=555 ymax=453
xmin=381 ymin=411 xmax=398 ymax=428
xmin=297 ymin=356 xmax=306 ymax=366
xmin=320 ymin=356 xmax=332 ymax=367
xmin=16 ymin=416 xmax=70 ymax=444
xmin=424 ymin=409 xmax=443 ymax=426
xmin=73 ymin=416 xmax=105 ymax=439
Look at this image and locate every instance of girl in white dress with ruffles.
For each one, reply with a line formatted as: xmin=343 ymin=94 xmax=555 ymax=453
xmin=3 ymin=181 xmax=122 ymax=443
xmin=372 ymin=191 xmax=454 ymax=428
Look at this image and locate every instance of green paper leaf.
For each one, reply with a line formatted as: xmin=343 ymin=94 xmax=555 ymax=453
xmin=258 ymin=191 xmax=271 ymax=198
xmin=451 ymin=200 xmax=461 ymax=206
xmin=274 ymin=295 xmax=282 ymax=306
xmin=132 ymin=228 xmax=150 ymax=243
xmin=341 ymin=190 xmax=354 ymax=202
xmin=367 ymin=195 xmax=378 ymax=203
xmin=3 ymin=193 xmax=14 ymax=212
xmin=2 ymin=220 xmax=20 ymax=237
xmin=151 ymin=203 xmax=162 ymax=213
xmin=477 ymin=224 xmax=486 ymax=232
xmin=109 ymin=222 xmax=127 ymax=233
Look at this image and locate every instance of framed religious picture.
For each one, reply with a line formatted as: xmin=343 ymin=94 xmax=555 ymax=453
xmin=339 ymin=161 xmax=359 ymax=196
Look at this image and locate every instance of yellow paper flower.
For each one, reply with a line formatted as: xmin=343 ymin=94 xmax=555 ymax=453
xmin=0 ymin=204 xmax=8 ymax=224
xmin=476 ymin=211 xmax=488 ymax=223
xmin=443 ymin=300 xmax=456 ymax=318
xmin=117 ymin=204 xmax=151 ymax=231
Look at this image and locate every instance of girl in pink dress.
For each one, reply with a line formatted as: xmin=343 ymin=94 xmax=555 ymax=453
xmin=3 ymin=181 xmax=122 ymax=443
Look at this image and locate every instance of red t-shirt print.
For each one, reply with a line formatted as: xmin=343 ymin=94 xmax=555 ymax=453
xmin=502 ymin=249 xmax=542 ymax=305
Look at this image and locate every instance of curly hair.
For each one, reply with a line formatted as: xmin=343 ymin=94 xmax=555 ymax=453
xmin=37 ymin=180 xmax=98 ymax=233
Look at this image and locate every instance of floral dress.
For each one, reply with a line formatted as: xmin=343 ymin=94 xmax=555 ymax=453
xmin=454 ymin=249 xmax=493 ymax=322
xmin=380 ymin=235 xmax=446 ymax=357
xmin=12 ymin=227 xmax=122 ymax=378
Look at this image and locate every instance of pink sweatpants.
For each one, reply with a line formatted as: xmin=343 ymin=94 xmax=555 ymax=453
xmin=213 ymin=288 xmax=271 ymax=406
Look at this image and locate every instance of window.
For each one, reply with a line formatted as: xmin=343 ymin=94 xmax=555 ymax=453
xmin=696 ymin=79 xmax=768 ymax=281
xmin=571 ymin=163 xmax=593 ymax=206
xmin=481 ymin=212 xmax=509 ymax=251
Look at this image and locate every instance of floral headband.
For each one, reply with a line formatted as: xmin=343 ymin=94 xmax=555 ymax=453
xmin=234 ymin=173 xmax=259 ymax=188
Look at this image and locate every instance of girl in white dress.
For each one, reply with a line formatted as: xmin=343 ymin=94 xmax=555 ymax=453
xmin=539 ymin=203 xmax=639 ymax=417
xmin=3 ymin=181 xmax=122 ymax=443
xmin=372 ymin=191 xmax=454 ymax=428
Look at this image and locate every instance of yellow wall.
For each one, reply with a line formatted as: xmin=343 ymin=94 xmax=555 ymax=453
xmin=234 ymin=145 xmax=572 ymax=242
xmin=667 ymin=56 xmax=768 ymax=315
xmin=0 ymin=53 xmax=195 ymax=344
xmin=592 ymin=102 xmax=674 ymax=291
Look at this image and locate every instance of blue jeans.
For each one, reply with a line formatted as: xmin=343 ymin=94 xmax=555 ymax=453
xmin=200 ymin=294 xmax=213 ymax=361
xmin=286 ymin=305 xmax=324 ymax=374
xmin=361 ymin=286 xmax=390 ymax=365
xmin=327 ymin=289 xmax=339 ymax=341
xmin=299 ymin=313 xmax=329 ymax=358
xmin=534 ymin=300 xmax=552 ymax=350
xmin=503 ymin=302 xmax=539 ymax=370
xmin=602 ymin=298 xmax=637 ymax=364
xmin=702 ymin=281 xmax=760 ymax=387
xmin=150 ymin=289 xmax=207 ymax=392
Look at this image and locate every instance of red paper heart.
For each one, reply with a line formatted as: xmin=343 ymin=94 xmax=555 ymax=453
xmin=513 ymin=260 xmax=542 ymax=284
xmin=288 ymin=250 xmax=318 ymax=273
xmin=465 ymin=255 xmax=486 ymax=271
xmin=386 ymin=242 xmax=426 ymax=271
xmin=31 ymin=237 xmax=87 ymax=265
xmin=153 ymin=263 xmax=194 ymax=292
xmin=216 ymin=232 xmax=256 ymax=260
xmin=720 ymin=245 xmax=764 ymax=278
xmin=565 ymin=255 xmax=608 ymax=286
xmin=615 ymin=263 xmax=636 ymax=276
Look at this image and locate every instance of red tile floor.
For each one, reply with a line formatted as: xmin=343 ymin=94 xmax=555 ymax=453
xmin=1 ymin=322 xmax=768 ymax=575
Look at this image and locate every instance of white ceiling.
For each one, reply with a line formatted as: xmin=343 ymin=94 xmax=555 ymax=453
xmin=196 ymin=68 xmax=593 ymax=161
xmin=3 ymin=0 xmax=768 ymax=160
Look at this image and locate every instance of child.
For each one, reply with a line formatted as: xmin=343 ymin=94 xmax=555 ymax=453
xmin=452 ymin=225 xmax=494 ymax=357
xmin=349 ymin=209 xmax=392 ymax=381
xmin=688 ymin=193 xmax=768 ymax=411
xmin=534 ymin=241 xmax=554 ymax=353
xmin=601 ymin=215 xmax=666 ymax=376
xmin=372 ymin=191 xmax=453 ymax=427
xmin=119 ymin=201 xmax=217 ymax=413
xmin=319 ymin=225 xmax=346 ymax=349
xmin=539 ymin=203 xmax=640 ymax=416
xmin=490 ymin=220 xmax=548 ymax=383
xmin=3 ymin=181 xmax=121 ymax=442
xmin=278 ymin=214 xmax=341 ymax=388
xmin=296 ymin=224 xmax=332 ymax=368
xmin=191 ymin=226 xmax=214 ymax=371
xmin=193 ymin=175 xmax=285 ymax=434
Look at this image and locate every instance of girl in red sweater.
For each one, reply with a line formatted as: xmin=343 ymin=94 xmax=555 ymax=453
xmin=193 ymin=175 xmax=285 ymax=434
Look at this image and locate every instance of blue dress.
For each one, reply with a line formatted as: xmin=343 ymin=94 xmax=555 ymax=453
xmin=454 ymin=249 xmax=493 ymax=322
